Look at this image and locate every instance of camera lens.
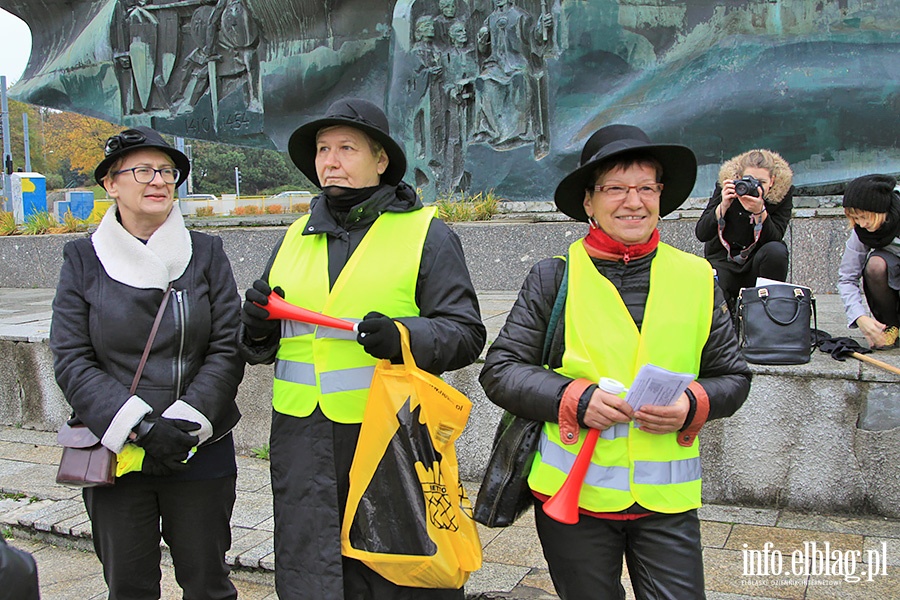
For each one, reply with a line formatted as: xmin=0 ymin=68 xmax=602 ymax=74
xmin=734 ymin=177 xmax=759 ymax=197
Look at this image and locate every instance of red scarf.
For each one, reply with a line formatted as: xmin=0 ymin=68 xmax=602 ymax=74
xmin=583 ymin=227 xmax=660 ymax=263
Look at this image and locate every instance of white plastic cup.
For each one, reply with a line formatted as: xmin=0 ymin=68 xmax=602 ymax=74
xmin=598 ymin=377 xmax=627 ymax=395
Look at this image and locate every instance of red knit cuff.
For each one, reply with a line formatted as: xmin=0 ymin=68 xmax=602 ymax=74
xmin=559 ymin=378 xmax=593 ymax=445
xmin=678 ymin=381 xmax=710 ymax=447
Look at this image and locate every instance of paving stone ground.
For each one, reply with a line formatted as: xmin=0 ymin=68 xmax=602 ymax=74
xmin=1 ymin=425 xmax=898 ymax=600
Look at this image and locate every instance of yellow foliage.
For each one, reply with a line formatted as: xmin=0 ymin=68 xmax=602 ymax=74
xmin=43 ymin=112 xmax=123 ymax=178
xmin=0 ymin=211 xmax=19 ymax=235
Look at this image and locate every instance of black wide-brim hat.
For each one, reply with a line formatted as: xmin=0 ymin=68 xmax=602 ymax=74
xmin=287 ymin=98 xmax=407 ymax=188
xmin=554 ymin=124 xmax=697 ymax=222
xmin=94 ymin=126 xmax=190 ymax=187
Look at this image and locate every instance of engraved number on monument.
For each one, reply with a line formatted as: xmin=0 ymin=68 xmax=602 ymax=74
xmin=186 ymin=117 xmax=214 ymax=135
xmin=224 ymin=112 xmax=253 ymax=131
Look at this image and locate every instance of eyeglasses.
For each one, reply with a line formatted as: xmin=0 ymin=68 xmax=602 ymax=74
xmin=592 ymin=182 xmax=664 ymax=200
xmin=104 ymin=130 xmax=147 ymax=156
xmin=594 ymin=182 xmax=663 ymax=200
xmin=113 ymin=167 xmax=180 ymax=184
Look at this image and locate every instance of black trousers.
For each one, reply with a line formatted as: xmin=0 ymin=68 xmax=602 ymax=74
xmin=83 ymin=475 xmax=237 ymax=600
xmin=534 ymin=500 xmax=706 ymax=600
xmin=715 ymin=240 xmax=789 ymax=310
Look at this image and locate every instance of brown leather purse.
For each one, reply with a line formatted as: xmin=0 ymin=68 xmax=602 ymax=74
xmin=55 ymin=423 xmax=117 ymax=487
xmin=56 ymin=285 xmax=173 ymax=488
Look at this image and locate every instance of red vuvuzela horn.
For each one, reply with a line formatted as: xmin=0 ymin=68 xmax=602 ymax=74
xmin=260 ymin=293 xmax=357 ymax=332
xmin=541 ymin=427 xmax=599 ymax=524
xmin=542 ymin=377 xmax=627 ymax=525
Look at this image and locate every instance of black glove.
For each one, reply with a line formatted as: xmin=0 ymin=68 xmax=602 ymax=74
xmin=140 ymin=451 xmax=190 ymax=476
xmin=356 ymin=311 xmax=401 ymax=360
xmin=134 ymin=417 xmax=200 ymax=461
xmin=241 ymin=279 xmax=284 ymax=341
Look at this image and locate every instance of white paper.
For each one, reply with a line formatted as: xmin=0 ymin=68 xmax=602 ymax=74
xmin=754 ymin=277 xmax=811 ymax=291
xmin=624 ymin=364 xmax=695 ymax=412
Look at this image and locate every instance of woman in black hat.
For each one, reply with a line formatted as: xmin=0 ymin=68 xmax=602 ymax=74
xmin=838 ymin=174 xmax=900 ymax=348
xmin=480 ymin=125 xmax=751 ymax=599
xmin=50 ymin=126 xmax=244 ymax=599
xmin=238 ymin=98 xmax=485 ymax=599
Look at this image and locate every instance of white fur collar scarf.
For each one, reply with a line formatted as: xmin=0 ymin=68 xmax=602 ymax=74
xmin=91 ymin=204 xmax=192 ymax=290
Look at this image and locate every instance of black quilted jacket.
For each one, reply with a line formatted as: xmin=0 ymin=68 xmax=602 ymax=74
xmin=480 ymin=249 xmax=752 ymax=426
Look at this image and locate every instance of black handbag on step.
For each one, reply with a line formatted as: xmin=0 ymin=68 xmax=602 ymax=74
xmin=474 ymin=258 xmax=567 ymax=527
xmin=736 ymin=283 xmax=816 ymax=365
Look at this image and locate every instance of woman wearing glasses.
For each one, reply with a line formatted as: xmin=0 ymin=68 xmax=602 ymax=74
xmin=480 ymin=125 xmax=750 ymax=599
xmin=50 ymin=127 xmax=244 ymax=599
xmin=695 ymin=149 xmax=794 ymax=315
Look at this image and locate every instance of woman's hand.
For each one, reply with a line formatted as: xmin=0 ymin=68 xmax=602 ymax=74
xmin=856 ymin=315 xmax=890 ymax=348
xmin=583 ymin=387 xmax=633 ymax=431
xmin=737 ymin=190 xmax=766 ymax=217
xmin=633 ymin=393 xmax=690 ymax=434
xmin=717 ymin=180 xmax=737 ymax=218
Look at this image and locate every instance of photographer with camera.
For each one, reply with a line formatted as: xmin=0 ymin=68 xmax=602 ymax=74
xmin=695 ymin=149 xmax=794 ymax=314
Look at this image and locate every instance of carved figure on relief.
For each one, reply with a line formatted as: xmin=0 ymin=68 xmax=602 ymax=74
xmin=111 ymin=0 xmax=180 ymax=115
xmin=440 ymin=20 xmax=478 ymax=191
xmin=473 ymin=0 xmax=553 ymax=159
xmin=410 ymin=15 xmax=446 ymax=163
xmin=176 ymin=0 xmax=262 ymax=116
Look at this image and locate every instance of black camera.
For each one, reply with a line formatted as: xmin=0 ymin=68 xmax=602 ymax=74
xmin=734 ymin=175 xmax=761 ymax=197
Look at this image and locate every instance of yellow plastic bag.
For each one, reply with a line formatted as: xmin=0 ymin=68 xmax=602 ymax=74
xmin=341 ymin=323 xmax=482 ymax=589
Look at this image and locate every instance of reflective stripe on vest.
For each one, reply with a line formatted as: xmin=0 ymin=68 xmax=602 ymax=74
xmin=528 ymin=241 xmax=714 ymax=513
xmin=268 ymin=207 xmax=434 ymax=423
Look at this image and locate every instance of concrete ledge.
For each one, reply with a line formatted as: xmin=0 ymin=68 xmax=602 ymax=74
xmin=3 ymin=332 xmax=899 ymax=518
xmin=0 ymin=210 xmax=852 ymax=295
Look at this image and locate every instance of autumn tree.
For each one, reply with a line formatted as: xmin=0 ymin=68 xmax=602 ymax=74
xmin=3 ymin=100 xmax=313 ymax=193
xmin=0 ymin=100 xmax=47 ymax=175
xmin=44 ymin=110 xmax=121 ymax=183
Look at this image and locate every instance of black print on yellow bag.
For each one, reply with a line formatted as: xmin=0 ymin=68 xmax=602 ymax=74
xmin=341 ymin=323 xmax=481 ymax=589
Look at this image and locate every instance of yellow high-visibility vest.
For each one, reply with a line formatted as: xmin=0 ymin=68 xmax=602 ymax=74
xmin=528 ymin=240 xmax=714 ymax=513
xmin=268 ymin=207 xmax=435 ymax=423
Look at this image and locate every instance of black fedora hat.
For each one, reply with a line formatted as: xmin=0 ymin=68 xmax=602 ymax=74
xmin=288 ymin=98 xmax=407 ymax=188
xmin=94 ymin=126 xmax=190 ymax=187
xmin=554 ymin=124 xmax=697 ymax=222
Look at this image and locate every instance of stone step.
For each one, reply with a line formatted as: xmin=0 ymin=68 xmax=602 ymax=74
xmin=1 ymin=288 xmax=899 ymax=518
xmin=3 ymin=424 xmax=898 ymax=600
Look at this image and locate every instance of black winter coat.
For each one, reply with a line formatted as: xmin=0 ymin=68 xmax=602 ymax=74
xmin=238 ymin=183 xmax=484 ymax=599
xmin=695 ymin=183 xmax=794 ymax=270
xmin=51 ymin=209 xmax=243 ymax=479
xmin=240 ymin=182 xmax=486 ymax=373
xmin=480 ymin=248 xmax=751 ymax=428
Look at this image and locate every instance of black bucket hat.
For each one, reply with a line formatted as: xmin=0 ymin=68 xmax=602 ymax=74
xmin=554 ymin=124 xmax=697 ymax=222
xmin=287 ymin=98 xmax=407 ymax=188
xmin=94 ymin=126 xmax=190 ymax=187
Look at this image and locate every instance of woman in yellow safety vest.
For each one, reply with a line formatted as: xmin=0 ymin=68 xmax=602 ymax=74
xmin=480 ymin=125 xmax=752 ymax=600
xmin=238 ymin=98 xmax=485 ymax=600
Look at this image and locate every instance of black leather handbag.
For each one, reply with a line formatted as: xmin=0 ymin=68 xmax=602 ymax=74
xmin=473 ymin=411 xmax=541 ymax=527
xmin=474 ymin=258 xmax=567 ymax=527
xmin=736 ymin=283 xmax=816 ymax=365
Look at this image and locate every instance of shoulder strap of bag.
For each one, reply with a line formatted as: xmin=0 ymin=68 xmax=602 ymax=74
xmin=129 ymin=284 xmax=173 ymax=395
xmin=542 ymin=255 xmax=568 ymax=365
